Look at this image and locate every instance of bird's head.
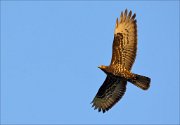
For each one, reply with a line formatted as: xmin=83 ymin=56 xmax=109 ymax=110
xmin=98 ymin=65 xmax=109 ymax=73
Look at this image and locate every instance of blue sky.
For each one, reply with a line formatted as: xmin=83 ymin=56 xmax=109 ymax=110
xmin=1 ymin=1 xmax=179 ymax=124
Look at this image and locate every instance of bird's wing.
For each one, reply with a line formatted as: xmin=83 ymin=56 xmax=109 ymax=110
xmin=91 ymin=76 xmax=127 ymax=113
xmin=110 ymin=9 xmax=137 ymax=70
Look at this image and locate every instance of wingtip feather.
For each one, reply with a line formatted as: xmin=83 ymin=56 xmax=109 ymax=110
xmin=132 ymin=13 xmax=136 ymax=20
xmin=116 ymin=18 xmax=118 ymax=27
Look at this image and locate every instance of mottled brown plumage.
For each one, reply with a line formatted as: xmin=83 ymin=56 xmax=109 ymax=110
xmin=91 ymin=9 xmax=151 ymax=113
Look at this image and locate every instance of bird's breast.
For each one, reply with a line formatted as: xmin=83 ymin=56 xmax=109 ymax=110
xmin=110 ymin=64 xmax=134 ymax=79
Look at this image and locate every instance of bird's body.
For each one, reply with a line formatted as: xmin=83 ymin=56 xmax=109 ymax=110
xmin=91 ymin=9 xmax=151 ymax=113
xmin=100 ymin=64 xmax=135 ymax=79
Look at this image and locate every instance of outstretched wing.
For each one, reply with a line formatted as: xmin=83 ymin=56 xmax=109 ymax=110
xmin=110 ymin=9 xmax=137 ymax=70
xmin=91 ymin=76 xmax=127 ymax=113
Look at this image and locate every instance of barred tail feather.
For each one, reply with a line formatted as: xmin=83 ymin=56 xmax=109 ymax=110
xmin=129 ymin=74 xmax=151 ymax=90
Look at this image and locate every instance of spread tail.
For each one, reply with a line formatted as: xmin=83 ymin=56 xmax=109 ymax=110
xmin=129 ymin=74 xmax=151 ymax=90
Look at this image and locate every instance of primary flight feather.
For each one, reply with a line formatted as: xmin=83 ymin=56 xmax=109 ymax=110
xmin=91 ymin=9 xmax=151 ymax=113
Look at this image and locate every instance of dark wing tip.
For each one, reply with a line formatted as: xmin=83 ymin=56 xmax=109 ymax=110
xmin=132 ymin=13 xmax=136 ymax=20
xmin=128 ymin=10 xmax=132 ymax=19
xmin=125 ymin=9 xmax=128 ymax=15
xmin=120 ymin=11 xmax=123 ymax=17
xmin=119 ymin=9 xmax=136 ymax=23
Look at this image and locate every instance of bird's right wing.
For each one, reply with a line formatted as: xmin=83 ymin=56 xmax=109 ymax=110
xmin=91 ymin=76 xmax=127 ymax=113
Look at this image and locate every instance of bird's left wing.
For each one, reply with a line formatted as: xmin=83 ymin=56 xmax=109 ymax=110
xmin=91 ymin=76 xmax=127 ymax=113
xmin=110 ymin=9 xmax=137 ymax=70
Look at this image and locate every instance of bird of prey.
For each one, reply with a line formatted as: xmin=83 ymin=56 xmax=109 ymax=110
xmin=91 ymin=9 xmax=151 ymax=113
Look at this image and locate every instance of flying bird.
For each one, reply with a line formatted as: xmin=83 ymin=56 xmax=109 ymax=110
xmin=91 ymin=9 xmax=151 ymax=113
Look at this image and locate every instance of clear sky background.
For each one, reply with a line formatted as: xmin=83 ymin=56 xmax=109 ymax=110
xmin=1 ymin=1 xmax=179 ymax=124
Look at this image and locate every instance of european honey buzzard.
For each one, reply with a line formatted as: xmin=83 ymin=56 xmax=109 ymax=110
xmin=91 ymin=9 xmax=151 ymax=113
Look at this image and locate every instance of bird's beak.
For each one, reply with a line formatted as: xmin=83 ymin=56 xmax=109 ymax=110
xmin=98 ymin=66 xmax=103 ymax=69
